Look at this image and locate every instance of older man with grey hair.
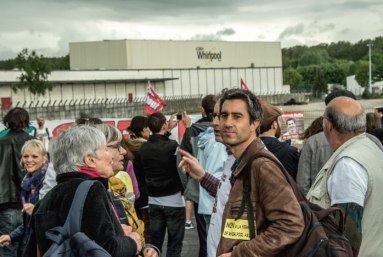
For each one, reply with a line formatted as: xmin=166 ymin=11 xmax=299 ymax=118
xmin=307 ymin=97 xmax=383 ymax=257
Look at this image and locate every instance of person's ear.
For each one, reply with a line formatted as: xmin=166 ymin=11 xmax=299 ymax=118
xmin=201 ymin=107 xmax=206 ymax=116
xmin=272 ymin=120 xmax=278 ymax=130
xmin=84 ymin=154 xmax=97 ymax=169
xmin=251 ymin=119 xmax=260 ymax=133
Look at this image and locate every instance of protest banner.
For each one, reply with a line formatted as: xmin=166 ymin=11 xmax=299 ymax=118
xmin=281 ymin=111 xmax=304 ymax=144
xmin=145 ymin=81 xmax=167 ymax=115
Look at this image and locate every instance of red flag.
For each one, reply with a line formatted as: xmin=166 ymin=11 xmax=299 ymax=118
xmin=241 ymin=79 xmax=249 ymax=91
xmin=145 ymin=81 xmax=167 ymax=115
xmin=240 ymin=78 xmax=266 ymax=105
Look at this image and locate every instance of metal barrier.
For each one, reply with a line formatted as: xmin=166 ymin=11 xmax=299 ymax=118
xmin=0 ymin=95 xmax=204 ymax=120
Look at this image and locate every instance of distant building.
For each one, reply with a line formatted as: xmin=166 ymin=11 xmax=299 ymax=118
xmin=0 ymin=39 xmax=284 ymax=107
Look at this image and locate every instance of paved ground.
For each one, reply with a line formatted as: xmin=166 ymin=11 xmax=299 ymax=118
xmin=275 ymin=98 xmax=383 ymax=112
xmin=161 ymin=211 xmax=200 ymax=257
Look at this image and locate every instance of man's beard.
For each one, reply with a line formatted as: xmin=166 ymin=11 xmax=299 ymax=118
xmin=275 ymin=123 xmax=281 ymax=139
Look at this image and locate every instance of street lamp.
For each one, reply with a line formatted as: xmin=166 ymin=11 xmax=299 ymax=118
xmin=367 ymin=42 xmax=373 ymax=93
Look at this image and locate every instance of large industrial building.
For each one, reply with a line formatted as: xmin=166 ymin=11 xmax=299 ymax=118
xmin=0 ymin=39 xmax=284 ymax=107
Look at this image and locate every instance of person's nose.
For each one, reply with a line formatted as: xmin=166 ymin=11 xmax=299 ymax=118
xmin=120 ymin=147 xmax=127 ymax=155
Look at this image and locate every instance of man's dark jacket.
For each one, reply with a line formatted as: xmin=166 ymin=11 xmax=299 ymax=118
xmin=139 ymin=133 xmax=183 ymax=197
xmin=0 ymin=130 xmax=34 ymax=205
xmin=176 ymin=117 xmax=211 ymax=203
xmin=260 ymin=136 xmax=299 ymax=180
xmin=24 ymin=172 xmax=137 ymax=257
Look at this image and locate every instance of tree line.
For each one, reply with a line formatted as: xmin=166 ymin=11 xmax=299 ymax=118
xmin=283 ymin=36 xmax=383 ymax=94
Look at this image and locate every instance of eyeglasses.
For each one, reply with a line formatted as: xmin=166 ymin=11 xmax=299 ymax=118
xmin=209 ymin=113 xmax=218 ymax=121
xmin=107 ymin=142 xmax=123 ymax=152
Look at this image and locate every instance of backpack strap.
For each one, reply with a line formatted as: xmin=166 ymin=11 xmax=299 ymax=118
xmin=46 ymin=128 xmax=51 ymax=140
xmin=64 ymin=180 xmax=102 ymax=236
xmin=235 ymin=156 xmax=257 ymax=240
xmin=234 ymin=150 xmax=307 ymax=241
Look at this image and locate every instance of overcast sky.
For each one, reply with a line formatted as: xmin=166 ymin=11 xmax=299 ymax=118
xmin=1 ymin=0 xmax=382 ymax=60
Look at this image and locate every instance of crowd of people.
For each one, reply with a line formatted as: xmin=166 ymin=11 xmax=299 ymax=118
xmin=0 ymin=88 xmax=382 ymax=257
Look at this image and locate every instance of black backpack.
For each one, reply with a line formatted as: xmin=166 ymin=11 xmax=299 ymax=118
xmin=43 ymin=180 xmax=112 ymax=257
xmin=237 ymin=151 xmax=353 ymax=257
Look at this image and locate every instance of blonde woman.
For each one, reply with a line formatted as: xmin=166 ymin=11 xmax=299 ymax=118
xmin=0 ymin=140 xmax=48 ymax=252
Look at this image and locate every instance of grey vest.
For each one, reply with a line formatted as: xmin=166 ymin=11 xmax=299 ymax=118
xmin=307 ymin=133 xmax=383 ymax=256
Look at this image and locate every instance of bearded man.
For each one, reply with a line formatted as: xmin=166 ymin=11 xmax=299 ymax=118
xmin=259 ymin=104 xmax=300 ymax=180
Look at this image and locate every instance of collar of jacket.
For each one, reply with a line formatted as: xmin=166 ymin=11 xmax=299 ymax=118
xmin=196 ymin=116 xmax=212 ymax=123
xmin=148 ymin=133 xmax=170 ymax=142
xmin=56 ymin=172 xmax=109 ymax=190
xmin=6 ymin=129 xmax=27 ymax=135
xmin=232 ymin=138 xmax=265 ymax=178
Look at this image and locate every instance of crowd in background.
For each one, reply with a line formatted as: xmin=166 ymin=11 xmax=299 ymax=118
xmin=0 ymin=88 xmax=383 ymax=257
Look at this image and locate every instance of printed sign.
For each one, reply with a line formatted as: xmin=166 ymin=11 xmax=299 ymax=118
xmin=281 ymin=112 xmax=304 ymax=144
xmin=222 ymin=219 xmax=253 ymax=241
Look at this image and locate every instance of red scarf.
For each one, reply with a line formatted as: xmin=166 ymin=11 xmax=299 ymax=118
xmin=79 ymin=166 xmax=125 ymax=235
xmin=79 ymin=166 xmax=101 ymax=177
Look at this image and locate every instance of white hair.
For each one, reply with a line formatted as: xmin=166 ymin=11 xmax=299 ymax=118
xmin=93 ymin=124 xmax=122 ymax=144
xmin=49 ymin=125 xmax=106 ymax=174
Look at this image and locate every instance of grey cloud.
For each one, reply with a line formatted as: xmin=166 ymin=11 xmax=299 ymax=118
xmin=191 ymin=27 xmax=235 ymax=41
xmin=340 ymin=28 xmax=352 ymax=34
xmin=217 ymin=28 xmax=235 ymax=36
xmin=278 ymin=23 xmax=304 ymax=40
xmin=319 ymin=23 xmax=335 ymax=33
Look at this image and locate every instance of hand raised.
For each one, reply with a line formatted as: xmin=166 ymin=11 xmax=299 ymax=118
xmin=178 ymin=149 xmax=206 ymax=181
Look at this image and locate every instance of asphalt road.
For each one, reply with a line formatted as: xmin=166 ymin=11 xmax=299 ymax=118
xmin=161 ymin=211 xmax=200 ymax=257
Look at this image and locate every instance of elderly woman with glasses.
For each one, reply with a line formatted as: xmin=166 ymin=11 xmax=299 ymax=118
xmin=94 ymin=124 xmax=159 ymax=257
xmin=23 ymin=125 xmax=141 ymax=257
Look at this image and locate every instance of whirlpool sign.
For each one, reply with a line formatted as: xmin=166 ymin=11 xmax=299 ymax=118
xmin=196 ymin=47 xmax=222 ymax=65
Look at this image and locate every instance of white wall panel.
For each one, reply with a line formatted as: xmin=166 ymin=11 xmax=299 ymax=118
xmin=198 ymin=70 xmax=207 ymax=96
xmin=260 ymin=69 xmax=268 ymax=94
xmin=206 ymin=69 xmax=216 ymax=95
xmin=180 ymin=70 xmax=191 ymax=96
xmin=214 ymin=69 xmax=224 ymax=94
xmin=189 ymin=70 xmax=199 ymax=95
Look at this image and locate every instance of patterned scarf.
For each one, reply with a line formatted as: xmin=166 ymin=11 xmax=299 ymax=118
xmin=20 ymin=162 xmax=48 ymax=243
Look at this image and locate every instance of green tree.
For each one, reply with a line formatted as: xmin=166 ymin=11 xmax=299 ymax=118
xmin=13 ymin=49 xmax=54 ymax=96
xmin=355 ymin=61 xmax=375 ymax=88
xmin=284 ymin=68 xmax=303 ymax=90
xmin=296 ymin=65 xmax=318 ymax=84
xmin=298 ymin=49 xmax=329 ymax=66
xmin=313 ymin=68 xmax=328 ymax=92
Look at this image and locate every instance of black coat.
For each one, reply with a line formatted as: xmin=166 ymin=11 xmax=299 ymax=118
xmin=0 ymin=130 xmax=34 ymax=205
xmin=24 ymin=172 xmax=137 ymax=257
xmin=260 ymin=136 xmax=300 ymax=180
xmin=139 ymin=134 xmax=183 ymax=197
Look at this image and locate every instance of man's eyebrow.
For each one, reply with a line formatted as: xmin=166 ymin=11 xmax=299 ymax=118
xmin=221 ymin=111 xmax=244 ymax=116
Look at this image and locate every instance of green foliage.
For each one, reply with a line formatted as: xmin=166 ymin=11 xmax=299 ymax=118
xmin=296 ymin=65 xmax=318 ymax=84
xmin=355 ymin=61 xmax=375 ymax=88
xmin=298 ymin=49 xmax=329 ymax=66
xmin=362 ymin=88 xmax=371 ymax=99
xmin=0 ymin=53 xmax=69 ymax=70
xmin=13 ymin=49 xmax=54 ymax=96
xmin=78 ymin=111 xmax=92 ymax=119
xmin=313 ymin=68 xmax=328 ymax=92
xmin=284 ymin=68 xmax=303 ymax=90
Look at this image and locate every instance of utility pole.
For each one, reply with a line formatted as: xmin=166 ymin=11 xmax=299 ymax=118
xmin=367 ymin=42 xmax=373 ymax=93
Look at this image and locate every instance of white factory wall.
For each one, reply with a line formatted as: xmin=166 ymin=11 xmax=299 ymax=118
xmin=70 ymin=39 xmax=282 ymax=70
xmin=0 ymin=67 xmax=283 ymax=106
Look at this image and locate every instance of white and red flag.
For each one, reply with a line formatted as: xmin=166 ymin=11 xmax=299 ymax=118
xmin=241 ymin=78 xmax=249 ymax=91
xmin=240 ymin=78 xmax=265 ymax=105
xmin=145 ymin=81 xmax=167 ymax=115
